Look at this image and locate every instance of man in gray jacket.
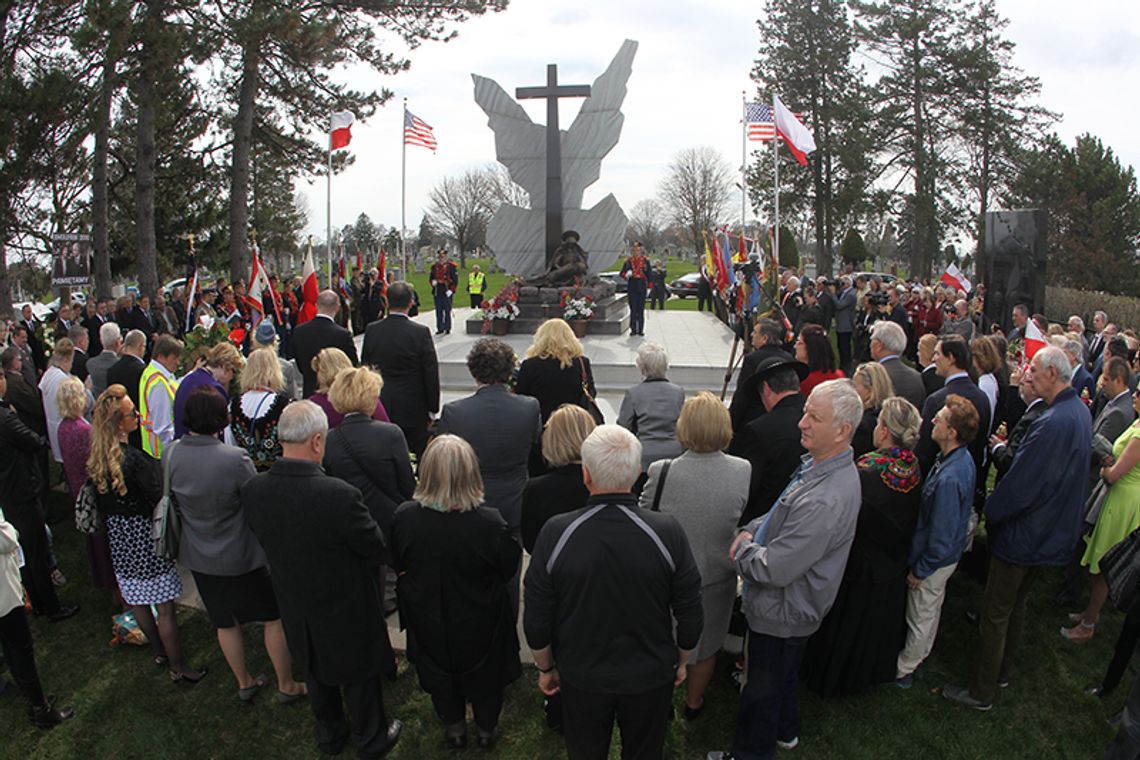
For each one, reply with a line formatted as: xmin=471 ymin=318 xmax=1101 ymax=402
xmin=708 ymin=379 xmax=862 ymax=760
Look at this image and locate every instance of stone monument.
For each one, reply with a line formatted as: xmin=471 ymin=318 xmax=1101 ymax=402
xmin=472 ymin=39 xmax=637 ymax=278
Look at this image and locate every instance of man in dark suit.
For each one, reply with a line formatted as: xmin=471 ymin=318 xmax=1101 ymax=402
xmin=361 ymin=282 xmax=439 ymax=457
xmin=81 ymin=301 xmax=105 ymax=355
xmin=870 ymin=321 xmax=926 ymax=411
xmin=729 ymin=356 xmax=808 ymax=526
xmin=834 ymin=276 xmax=858 ymax=375
xmin=18 ymin=304 xmax=46 ymax=375
xmin=67 ymin=325 xmax=90 ymax=383
xmin=9 ymin=325 xmax=39 ymax=388
xmin=293 ymin=289 xmax=359 ymax=398
xmin=916 ymin=336 xmax=992 ymax=479
xmin=1087 ymin=310 xmax=1109 ymax=371
xmin=1093 ymin=358 xmax=1136 ymax=452
xmin=436 ymin=338 xmax=541 ymax=614
xmin=243 ymin=401 xmax=401 ymax=758
xmin=106 ymin=329 xmax=148 ymax=450
xmin=729 ymin=318 xmax=793 ymax=435
xmin=989 ymin=377 xmax=1044 ymax=480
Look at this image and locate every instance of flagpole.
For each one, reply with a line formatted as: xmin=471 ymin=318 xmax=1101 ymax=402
xmin=772 ymin=93 xmax=780 ymax=274
xmin=327 ymin=113 xmax=333 ymax=289
xmin=401 ymin=98 xmax=408 ymax=280
xmin=741 ymin=91 xmax=748 ymax=236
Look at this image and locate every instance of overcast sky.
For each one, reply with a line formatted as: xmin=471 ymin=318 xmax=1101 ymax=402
xmin=299 ymin=0 xmax=1140 ymax=243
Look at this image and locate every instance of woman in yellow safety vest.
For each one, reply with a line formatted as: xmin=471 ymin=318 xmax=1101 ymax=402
xmin=468 ymin=265 xmax=486 ymax=309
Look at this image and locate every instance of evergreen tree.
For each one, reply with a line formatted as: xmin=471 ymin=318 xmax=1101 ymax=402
xmin=839 ymin=227 xmax=870 ymax=267
xmin=752 ymin=0 xmax=873 ymax=275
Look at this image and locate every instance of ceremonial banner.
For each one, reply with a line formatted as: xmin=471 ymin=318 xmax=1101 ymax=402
xmin=51 ymin=233 xmax=91 ymax=287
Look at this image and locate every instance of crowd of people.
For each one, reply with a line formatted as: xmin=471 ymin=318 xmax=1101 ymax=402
xmin=3 ymin=262 xmax=1140 ymax=760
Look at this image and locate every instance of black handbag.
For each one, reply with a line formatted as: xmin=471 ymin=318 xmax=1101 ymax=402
xmin=577 ymin=357 xmax=604 ymax=425
xmin=1100 ymin=527 xmax=1140 ymax=612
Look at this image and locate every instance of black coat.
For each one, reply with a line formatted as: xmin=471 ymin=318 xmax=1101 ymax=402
xmin=853 ymin=407 xmax=879 ymax=458
xmin=921 ymin=364 xmax=943 ymax=397
xmin=390 ymin=502 xmax=522 ymax=697
xmin=880 ymin=356 xmax=926 ymax=412
xmin=993 ymin=399 xmax=1046 ymax=479
xmin=0 ymin=403 xmax=46 ymax=506
xmin=19 ymin=318 xmax=47 ymax=373
xmin=106 ymin=354 xmax=146 ymax=449
xmin=71 ymin=348 xmax=89 ymax=383
xmin=521 ymin=464 xmax=590 ymax=553
xmin=729 ymin=393 xmax=807 ymax=525
xmin=242 ymin=458 xmax=392 ymax=684
xmin=435 ymin=385 xmax=541 ymax=529
xmin=293 ymin=315 xmax=359 ymax=398
xmin=916 ymin=374 xmax=992 ymax=478
xmin=83 ymin=314 xmax=107 ymax=355
xmin=3 ymin=370 xmax=46 ymax=436
xmin=514 ymin=355 xmax=596 ymax=423
xmin=322 ymin=414 xmax=415 ymax=539
xmin=361 ymin=315 xmax=440 ymax=438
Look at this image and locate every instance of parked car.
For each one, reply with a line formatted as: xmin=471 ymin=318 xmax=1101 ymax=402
xmin=853 ymin=271 xmax=897 ymax=286
xmin=597 ymin=271 xmax=628 ymax=294
xmin=12 ymin=301 xmax=55 ymax=321
xmin=163 ymin=277 xmax=187 ymax=297
xmin=668 ymin=272 xmax=703 ymax=299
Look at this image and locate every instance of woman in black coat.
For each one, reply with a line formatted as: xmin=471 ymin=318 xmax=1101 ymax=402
xmin=391 ymin=435 xmax=521 ymax=750
xmin=521 ymin=404 xmax=596 ymax=553
xmin=514 ymin=319 xmax=597 ymax=422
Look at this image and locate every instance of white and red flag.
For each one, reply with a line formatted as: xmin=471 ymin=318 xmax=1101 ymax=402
xmin=330 ymin=111 xmax=355 ymax=150
xmin=1023 ymin=316 xmax=1047 ymax=360
xmin=296 ymin=243 xmax=319 ymax=325
xmin=773 ymin=95 xmax=816 ymax=166
xmin=940 ymin=262 xmax=973 ymax=293
xmin=244 ymin=244 xmax=271 ymax=327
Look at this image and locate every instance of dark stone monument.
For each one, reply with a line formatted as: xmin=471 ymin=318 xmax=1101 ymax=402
xmin=984 ymin=209 xmax=1048 ymax=332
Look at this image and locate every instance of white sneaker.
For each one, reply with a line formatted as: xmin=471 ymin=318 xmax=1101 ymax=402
xmin=777 ymin=737 xmax=799 ymax=750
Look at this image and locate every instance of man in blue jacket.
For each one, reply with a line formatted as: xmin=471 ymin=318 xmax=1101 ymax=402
xmin=833 ymin=276 xmax=857 ymax=374
xmin=943 ymin=346 xmax=1092 ymax=711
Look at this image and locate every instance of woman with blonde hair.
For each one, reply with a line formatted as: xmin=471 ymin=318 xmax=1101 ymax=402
xmin=229 ymin=348 xmax=290 ymax=471
xmin=521 ymin=404 xmax=596 ymax=552
xmin=852 ymin=362 xmax=896 ymax=456
xmin=515 ymin=318 xmax=597 ymax=422
xmin=391 ymin=435 xmax=521 ymax=749
xmin=638 ymin=392 xmax=750 ymax=719
xmin=56 ymin=377 xmax=116 ymax=593
xmin=88 ymin=385 xmax=206 ymax=683
xmin=308 ymin=347 xmax=389 ymax=429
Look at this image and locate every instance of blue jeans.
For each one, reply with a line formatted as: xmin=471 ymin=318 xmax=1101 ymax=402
xmin=733 ymin=631 xmax=808 ymax=760
xmin=434 ymin=288 xmax=452 ymax=333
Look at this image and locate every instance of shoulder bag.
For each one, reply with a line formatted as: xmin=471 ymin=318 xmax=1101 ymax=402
xmin=1100 ymin=526 xmax=1140 ymax=612
xmin=649 ymin=459 xmax=672 ymax=512
xmin=75 ymin=480 xmax=102 ymax=535
xmin=577 ymin=357 xmax=605 ymax=425
xmin=151 ymin=439 xmax=182 ymax=560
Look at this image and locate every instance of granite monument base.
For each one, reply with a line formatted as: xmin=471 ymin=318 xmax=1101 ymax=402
xmin=465 ymin=281 xmax=630 ymax=335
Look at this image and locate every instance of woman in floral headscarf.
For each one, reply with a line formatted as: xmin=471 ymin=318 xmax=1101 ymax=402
xmin=802 ymin=396 xmax=923 ymax=697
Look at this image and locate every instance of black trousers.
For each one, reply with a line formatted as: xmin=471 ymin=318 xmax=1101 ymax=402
xmin=1104 ymin=599 xmax=1140 ymax=695
xmin=697 ymin=283 xmax=713 ymax=312
xmin=307 ymin=673 xmax=390 ymax=758
xmin=648 ymin=288 xmax=666 ymax=310
xmin=836 ymin=331 xmax=853 ymax=375
xmin=627 ymin=279 xmax=647 ymax=334
xmin=0 ymin=605 xmax=46 ymax=707
xmin=561 ymin=680 xmax=673 ymax=760
xmin=430 ymin=686 xmax=504 ymax=732
xmin=469 ymin=294 xmax=483 ymax=309
xmin=6 ymin=500 xmax=60 ymax=616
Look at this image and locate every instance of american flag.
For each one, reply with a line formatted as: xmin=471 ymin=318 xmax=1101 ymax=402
xmin=404 ymin=110 xmax=437 ymax=152
xmin=746 ymin=102 xmax=775 ymax=141
xmin=746 ymin=102 xmax=806 ymax=141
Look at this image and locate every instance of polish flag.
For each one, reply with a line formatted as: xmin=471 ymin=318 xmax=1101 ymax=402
xmin=244 ymin=244 xmax=270 ymax=327
xmin=296 ymin=246 xmax=319 ymax=324
xmin=774 ymin=95 xmax=816 ymax=166
xmin=940 ymin=262 xmax=973 ymax=293
xmin=330 ymin=111 xmax=355 ymax=150
xmin=1024 ymin=316 xmax=1047 ymax=360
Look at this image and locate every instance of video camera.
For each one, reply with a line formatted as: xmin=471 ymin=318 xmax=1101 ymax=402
xmin=868 ymin=291 xmax=889 ymax=307
xmin=732 ymin=252 xmax=763 ymax=279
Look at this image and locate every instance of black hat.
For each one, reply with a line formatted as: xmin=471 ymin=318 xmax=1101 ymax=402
xmin=739 ymin=354 xmax=809 ymax=400
xmin=561 ymin=230 xmax=580 ymax=242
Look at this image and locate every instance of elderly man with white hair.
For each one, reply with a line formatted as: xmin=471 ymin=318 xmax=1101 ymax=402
xmin=870 ymin=320 xmax=926 ymax=410
xmin=943 ymin=345 xmax=1092 ymax=711
xmin=709 ymin=379 xmax=862 ymax=760
xmin=87 ymin=321 xmax=122 ymax=398
xmin=242 ymin=401 xmax=402 ymax=758
xmin=524 ymin=424 xmax=702 ymax=760
xmin=617 ymin=341 xmax=685 ymax=472
xmin=1058 ymin=335 xmax=1096 ymax=398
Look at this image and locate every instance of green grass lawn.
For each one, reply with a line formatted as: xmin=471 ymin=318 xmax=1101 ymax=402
xmin=3 ymin=471 xmax=1129 ymax=759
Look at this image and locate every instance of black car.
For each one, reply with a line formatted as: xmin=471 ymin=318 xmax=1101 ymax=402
xmin=597 ymin=271 xmax=628 ymax=294
xmin=668 ymin=272 xmax=703 ymax=298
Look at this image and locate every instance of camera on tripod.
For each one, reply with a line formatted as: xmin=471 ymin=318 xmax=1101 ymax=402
xmin=733 ymin=252 xmax=763 ymax=279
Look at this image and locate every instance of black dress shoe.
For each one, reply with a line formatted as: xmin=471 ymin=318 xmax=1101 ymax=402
xmin=476 ymin=726 xmax=500 ymax=749
xmin=683 ymin=702 xmax=704 ymax=721
xmin=46 ymin=604 xmax=79 ymax=622
xmin=30 ymin=700 xmax=75 ymax=729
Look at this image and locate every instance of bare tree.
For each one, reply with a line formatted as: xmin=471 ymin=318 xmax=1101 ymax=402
xmin=428 ymin=165 xmax=520 ymax=267
xmin=658 ymin=146 xmax=733 ymax=258
xmin=627 ymin=198 xmax=665 ymax=252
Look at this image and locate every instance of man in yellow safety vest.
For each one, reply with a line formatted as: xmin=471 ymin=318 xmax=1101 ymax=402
xmin=139 ymin=334 xmax=184 ymax=459
xmin=468 ymin=265 xmax=486 ymax=309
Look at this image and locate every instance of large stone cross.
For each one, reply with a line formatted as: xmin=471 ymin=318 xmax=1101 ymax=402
xmin=516 ymin=65 xmax=590 ymax=266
